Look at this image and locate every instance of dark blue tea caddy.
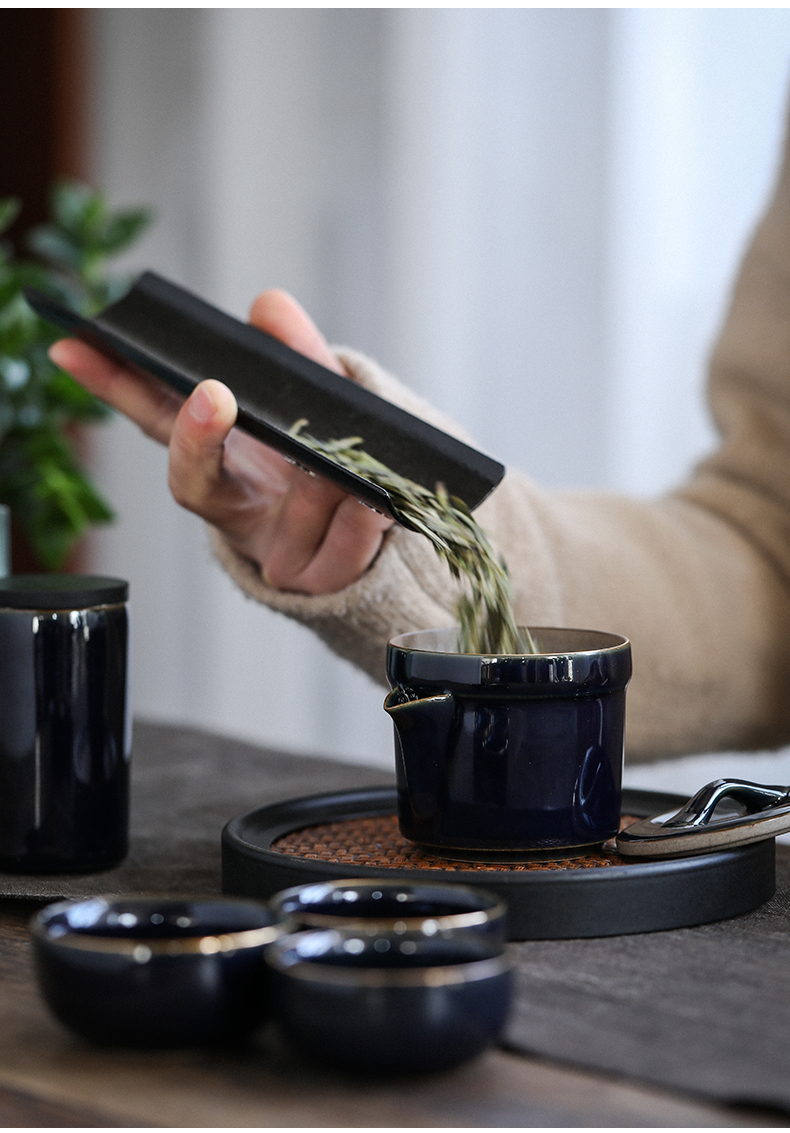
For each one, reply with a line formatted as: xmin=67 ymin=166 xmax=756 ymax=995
xmin=0 ymin=575 xmax=130 ymax=872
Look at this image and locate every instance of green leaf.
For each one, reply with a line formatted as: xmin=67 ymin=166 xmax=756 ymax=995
xmin=98 ymin=208 xmax=153 ymax=255
xmin=25 ymin=225 xmax=83 ymax=272
xmin=0 ymin=293 xmax=40 ymax=356
xmin=50 ymin=181 xmax=105 ymax=239
xmin=0 ymin=427 xmax=113 ymax=569
xmin=0 ymin=199 xmax=20 ymax=237
xmin=99 ymin=273 xmax=137 ymax=305
xmin=0 ymin=177 xmax=151 ymax=567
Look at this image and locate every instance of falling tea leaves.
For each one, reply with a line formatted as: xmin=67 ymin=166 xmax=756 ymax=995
xmin=289 ymin=420 xmax=536 ymax=655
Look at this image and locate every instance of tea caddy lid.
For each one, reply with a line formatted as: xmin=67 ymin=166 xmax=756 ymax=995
xmin=0 ymin=574 xmax=128 ymax=609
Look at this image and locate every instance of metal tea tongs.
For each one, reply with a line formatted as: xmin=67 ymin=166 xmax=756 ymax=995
xmin=616 ymin=778 xmax=790 ymax=858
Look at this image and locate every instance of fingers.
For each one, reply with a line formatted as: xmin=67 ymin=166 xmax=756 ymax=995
xmin=49 ymin=339 xmax=182 ymax=445
xmin=293 ymin=496 xmax=393 ymax=593
xmin=244 ymin=287 xmax=394 ymax=591
xmin=249 ymin=289 xmax=344 ymax=374
xmin=168 ymin=379 xmax=241 ymax=522
xmin=50 ymin=290 xmax=392 ymax=595
xmin=48 ymin=287 xmax=344 ymax=446
xmin=261 ymin=472 xmax=347 ymax=586
xmin=262 ymin=478 xmax=392 ymax=594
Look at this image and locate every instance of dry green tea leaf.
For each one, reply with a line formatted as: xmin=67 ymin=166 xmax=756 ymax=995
xmin=290 ymin=421 xmax=536 ymax=655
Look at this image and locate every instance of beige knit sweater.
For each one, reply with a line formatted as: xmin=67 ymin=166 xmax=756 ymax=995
xmin=212 ymin=121 xmax=790 ymax=765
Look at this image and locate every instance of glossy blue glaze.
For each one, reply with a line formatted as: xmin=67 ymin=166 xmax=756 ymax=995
xmin=0 ymin=578 xmax=130 ymax=872
xmin=385 ymin=627 xmax=631 ymax=856
xmin=32 ymin=896 xmax=287 ymax=1048
xmin=266 ymin=928 xmax=513 ymax=1072
xmin=270 ymin=879 xmax=507 ymax=941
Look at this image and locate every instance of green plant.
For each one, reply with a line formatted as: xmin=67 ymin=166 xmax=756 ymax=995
xmin=0 ymin=181 xmax=152 ymax=569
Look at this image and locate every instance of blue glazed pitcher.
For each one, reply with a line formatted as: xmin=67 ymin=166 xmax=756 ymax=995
xmin=385 ymin=627 xmax=632 ymax=860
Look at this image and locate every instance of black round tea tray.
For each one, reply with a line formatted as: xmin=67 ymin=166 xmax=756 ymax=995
xmin=221 ymin=786 xmax=776 ymax=940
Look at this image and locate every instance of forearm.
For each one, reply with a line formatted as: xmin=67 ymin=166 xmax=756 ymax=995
xmin=515 ymin=485 xmax=790 ymax=761
xmin=212 ymin=337 xmax=790 ymax=762
xmin=213 ymin=109 xmax=790 ymax=762
xmin=214 ymin=445 xmax=790 ymax=762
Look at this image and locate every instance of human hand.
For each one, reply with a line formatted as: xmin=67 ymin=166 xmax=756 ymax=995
xmin=48 ymin=290 xmax=394 ymax=594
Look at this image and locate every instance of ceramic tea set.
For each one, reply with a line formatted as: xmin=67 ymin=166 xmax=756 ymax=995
xmin=25 ymin=272 xmax=790 ymax=1066
xmin=385 ymin=625 xmax=790 ymax=862
xmin=32 ymin=618 xmax=790 ymax=1065
xmin=32 ymin=881 xmax=512 ymax=1071
xmin=27 ymin=272 xmax=790 ymax=866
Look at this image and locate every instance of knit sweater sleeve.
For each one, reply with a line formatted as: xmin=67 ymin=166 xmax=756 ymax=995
xmin=210 ymin=346 xmax=565 ymax=689
xmin=212 ymin=118 xmax=790 ymax=764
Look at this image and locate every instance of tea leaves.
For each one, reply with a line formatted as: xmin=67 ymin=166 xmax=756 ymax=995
xmin=289 ymin=421 xmax=536 ymax=655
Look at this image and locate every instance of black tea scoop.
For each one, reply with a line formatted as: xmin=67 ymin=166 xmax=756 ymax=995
xmin=25 ymin=273 xmax=504 ymax=526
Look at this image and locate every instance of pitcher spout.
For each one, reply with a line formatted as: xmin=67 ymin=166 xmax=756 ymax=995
xmin=384 ymin=688 xmax=457 ymax=833
xmin=384 ymin=687 xmax=456 ymax=753
xmin=384 ymin=686 xmax=454 ymax=721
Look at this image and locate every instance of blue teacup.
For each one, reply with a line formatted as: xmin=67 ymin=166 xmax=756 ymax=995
xmin=265 ymin=927 xmax=513 ymax=1072
xmin=269 ymin=878 xmax=507 ymax=941
xmin=31 ymin=896 xmax=288 ymax=1047
xmin=385 ymin=627 xmax=632 ymax=860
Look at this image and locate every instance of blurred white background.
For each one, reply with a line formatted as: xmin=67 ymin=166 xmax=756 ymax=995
xmin=80 ymin=9 xmax=790 ymax=790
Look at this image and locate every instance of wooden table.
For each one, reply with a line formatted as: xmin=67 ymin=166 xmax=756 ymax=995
xmin=0 ymin=722 xmax=785 ymax=1128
